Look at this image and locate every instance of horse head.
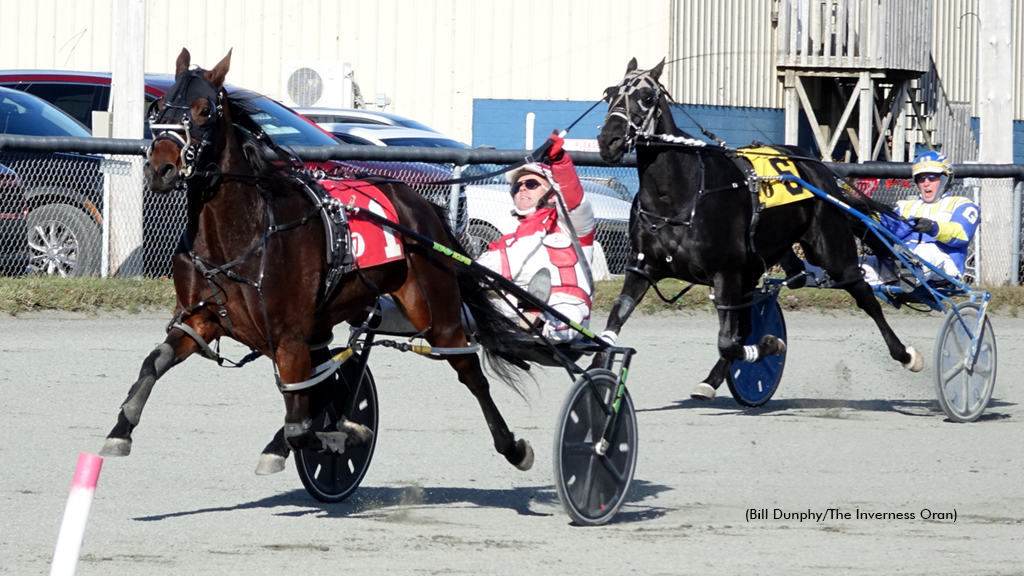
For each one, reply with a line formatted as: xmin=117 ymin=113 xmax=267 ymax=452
xmin=145 ymin=48 xmax=232 ymax=194
xmin=597 ymin=57 xmax=668 ymax=163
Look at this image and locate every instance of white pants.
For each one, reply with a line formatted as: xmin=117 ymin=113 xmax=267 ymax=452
xmin=860 ymin=243 xmax=960 ymax=285
xmin=494 ymin=297 xmax=590 ymax=343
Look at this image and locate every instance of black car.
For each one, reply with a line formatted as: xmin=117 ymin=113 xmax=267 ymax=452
xmin=0 ymin=86 xmax=97 ymax=276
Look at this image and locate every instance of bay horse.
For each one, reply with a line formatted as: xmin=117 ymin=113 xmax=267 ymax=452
xmin=98 ymin=48 xmax=535 ymax=475
xmin=594 ymin=58 xmax=922 ymax=400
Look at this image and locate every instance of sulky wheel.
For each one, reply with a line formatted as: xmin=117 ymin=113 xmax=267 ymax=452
xmin=726 ymin=297 xmax=787 ymax=407
xmin=553 ymin=368 xmax=638 ymax=526
xmin=295 ymin=359 xmax=379 ymax=503
xmin=933 ymin=302 xmax=997 ymax=423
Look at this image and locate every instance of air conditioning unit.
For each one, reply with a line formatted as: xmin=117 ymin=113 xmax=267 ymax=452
xmin=280 ymin=60 xmax=354 ymax=108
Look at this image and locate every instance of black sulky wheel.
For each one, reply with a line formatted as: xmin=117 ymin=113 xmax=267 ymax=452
xmin=933 ymin=302 xmax=997 ymax=423
xmin=553 ymin=368 xmax=638 ymax=526
xmin=295 ymin=358 xmax=379 ymax=503
xmin=726 ymin=297 xmax=787 ymax=407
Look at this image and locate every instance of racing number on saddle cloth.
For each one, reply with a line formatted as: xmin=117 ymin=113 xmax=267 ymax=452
xmin=321 ymin=180 xmax=404 ymax=267
xmin=737 ymin=146 xmax=813 ymax=209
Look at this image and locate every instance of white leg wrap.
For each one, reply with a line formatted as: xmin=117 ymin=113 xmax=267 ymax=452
xmin=743 ymin=345 xmax=760 ymax=363
xmin=600 ymin=330 xmax=619 ymax=346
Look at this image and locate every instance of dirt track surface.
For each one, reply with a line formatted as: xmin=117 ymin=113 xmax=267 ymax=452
xmin=2 ymin=309 xmax=1023 ymax=575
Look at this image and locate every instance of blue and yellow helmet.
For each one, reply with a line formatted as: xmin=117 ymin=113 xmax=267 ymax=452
xmin=912 ymin=151 xmax=953 ymax=195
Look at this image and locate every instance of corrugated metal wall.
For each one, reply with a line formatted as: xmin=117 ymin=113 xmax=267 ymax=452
xmin=3 ymin=0 xmax=1022 ymax=129
xmin=930 ymin=0 xmax=978 ymax=112
xmin=669 ymin=0 xmax=780 ymax=108
xmin=0 ymin=0 xmax=670 ymax=143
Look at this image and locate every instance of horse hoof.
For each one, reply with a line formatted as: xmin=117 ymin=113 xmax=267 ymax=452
xmin=691 ymin=382 xmax=716 ymax=401
xmin=255 ymin=453 xmax=287 ymax=475
xmin=337 ymin=417 xmax=374 ymax=446
xmin=99 ymin=438 xmax=131 ymax=457
xmin=514 ymin=439 xmax=534 ymax=471
xmin=759 ymin=334 xmax=786 ymax=356
xmin=903 ymin=346 xmax=924 ymax=372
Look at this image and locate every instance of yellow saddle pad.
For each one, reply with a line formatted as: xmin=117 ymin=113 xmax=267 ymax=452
xmin=736 ymin=146 xmax=813 ymax=208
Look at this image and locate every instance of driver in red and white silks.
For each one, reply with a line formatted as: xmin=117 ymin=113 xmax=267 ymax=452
xmin=477 ymin=133 xmax=595 ymax=342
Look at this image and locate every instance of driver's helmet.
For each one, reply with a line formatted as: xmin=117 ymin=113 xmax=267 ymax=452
xmin=912 ymin=151 xmax=953 ymax=197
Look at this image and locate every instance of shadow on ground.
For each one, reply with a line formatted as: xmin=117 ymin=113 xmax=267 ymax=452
xmin=133 ymin=479 xmax=673 ymax=525
xmin=639 ymin=396 xmax=1014 ymax=421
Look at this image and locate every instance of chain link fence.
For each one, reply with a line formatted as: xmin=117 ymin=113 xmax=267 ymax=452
xmin=853 ymin=175 xmax=1020 ymax=285
xmin=0 ymin=140 xmax=636 ymax=280
xmin=5 ymin=135 xmax=1024 ymax=286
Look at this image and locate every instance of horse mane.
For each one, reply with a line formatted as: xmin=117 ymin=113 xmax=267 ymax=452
xmin=222 ymin=90 xmax=305 ymax=196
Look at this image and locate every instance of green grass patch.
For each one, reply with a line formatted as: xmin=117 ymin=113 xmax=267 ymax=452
xmin=0 ymin=276 xmax=176 ymax=315
xmin=593 ymin=278 xmax=1024 ymax=316
xmin=1 ymin=275 xmax=1023 ymax=317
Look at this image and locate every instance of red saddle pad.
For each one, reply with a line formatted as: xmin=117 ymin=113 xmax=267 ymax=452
xmin=320 ymin=180 xmax=404 ymax=268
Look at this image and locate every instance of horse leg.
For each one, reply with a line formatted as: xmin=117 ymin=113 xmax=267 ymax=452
xmin=692 ymin=273 xmax=786 ymax=401
xmin=393 ymin=268 xmax=533 ymax=471
xmin=99 ymin=316 xmax=220 ymax=457
xmin=804 ymin=230 xmax=923 ymax=371
xmin=589 ymin=267 xmax=651 ymax=369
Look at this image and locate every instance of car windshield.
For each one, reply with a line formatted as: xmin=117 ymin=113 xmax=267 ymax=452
xmin=0 ymin=90 xmax=91 ymax=137
xmin=237 ymin=93 xmax=338 ymax=147
xmin=380 ymin=136 xmax=470 ymax=149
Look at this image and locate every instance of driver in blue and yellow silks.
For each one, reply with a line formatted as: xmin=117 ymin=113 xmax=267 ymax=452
xmin=862 ymin=151 xmax=980 ymax=284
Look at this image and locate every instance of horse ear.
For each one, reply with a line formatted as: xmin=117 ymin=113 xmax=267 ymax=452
xmin=650 ymin=58 xmax=666 ymax=82
xmin=206 ymin=49 xmax=232 ymax=88
xmin=626 ymin=58 xmax=638 ymax=74
xmin=175 ymin=48 xmax=191 ymax=79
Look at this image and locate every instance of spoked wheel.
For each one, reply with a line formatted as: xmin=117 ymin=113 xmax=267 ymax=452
xmin=933 ymin=302 xmax=997 ymax=423
xmin=726 ymin=297 xmax=787 ymax=407
xmin=295 ymin=359 xmax=379 ymax=503
xmin=553 ymin=368 xmax=638 ymax=526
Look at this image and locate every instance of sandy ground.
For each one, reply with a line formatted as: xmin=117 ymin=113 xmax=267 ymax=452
xmin=1 ymin=308 xmax=1022 ymax=575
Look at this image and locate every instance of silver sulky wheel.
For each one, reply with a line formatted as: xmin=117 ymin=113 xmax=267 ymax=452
xmin=295 ymin=360 xmax=379 ymax=503
xmin=933 ymin=302 xmax=997 ymax=423
xmin=553 ymin=368 xmax=638 ymax=526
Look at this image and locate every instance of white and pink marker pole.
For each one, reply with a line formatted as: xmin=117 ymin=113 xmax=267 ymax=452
xmin=50 ymin=453 xmax=103 ymax=576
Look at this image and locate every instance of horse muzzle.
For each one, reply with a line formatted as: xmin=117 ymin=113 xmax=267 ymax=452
xmin=144 ymin=161 xmax=180 ymax=195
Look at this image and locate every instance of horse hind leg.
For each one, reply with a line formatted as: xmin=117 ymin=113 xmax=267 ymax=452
xmin=803 ymin=228 xmax=922 ymax=371
xmin=393 ymin=271 xmax=533 ymax=471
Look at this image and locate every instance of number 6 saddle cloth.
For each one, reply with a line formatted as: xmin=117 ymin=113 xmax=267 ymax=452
xmin=736 ymin=146 xmax=814 ymax=209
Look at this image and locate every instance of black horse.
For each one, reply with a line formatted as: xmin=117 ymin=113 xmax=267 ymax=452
xmin=595 ymin=58 xmax=922 ymax=400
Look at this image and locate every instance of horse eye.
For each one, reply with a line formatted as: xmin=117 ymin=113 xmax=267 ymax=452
xmin=603 ymin=87 xmax=615 ymax=102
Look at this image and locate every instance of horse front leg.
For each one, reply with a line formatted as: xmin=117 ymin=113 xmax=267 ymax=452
xmin=99 ymin=316 xmax=221 ymax=457
xmin=692 ymin=273 xmax=785 ymax=401
xmin=589 ymin=266 xmax=651 ymax=369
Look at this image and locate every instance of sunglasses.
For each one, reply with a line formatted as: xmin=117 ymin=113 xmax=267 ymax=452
xmin=512 ymin=179 xmax=547 ymax=194
xmin=915 ymin=174 xmax=941 ymax=183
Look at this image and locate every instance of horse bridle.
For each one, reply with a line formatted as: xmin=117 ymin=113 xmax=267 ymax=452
xmin=602 ymin=70 xmax=665 ymax=150
xmin=147 ymin=68 xmax=224 ymax=185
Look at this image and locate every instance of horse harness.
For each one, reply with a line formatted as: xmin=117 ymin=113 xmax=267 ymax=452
xmin=150 ymin=69 xmax=362 ymax=387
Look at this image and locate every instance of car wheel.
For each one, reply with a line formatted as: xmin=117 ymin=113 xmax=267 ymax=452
xmin=27 ymin=203 xmax=101 ymax=277
xmin=464 ymin=221 xmax=501 ymax=259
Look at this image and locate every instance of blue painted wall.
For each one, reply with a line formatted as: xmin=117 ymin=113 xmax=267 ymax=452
xmin=472 ymin=99 xmax=792 ymax=151
xmin=1014 ymin=120 xmax=1024 ymax=164
xmin=472 ymin=100 xmax=1013 ymax=164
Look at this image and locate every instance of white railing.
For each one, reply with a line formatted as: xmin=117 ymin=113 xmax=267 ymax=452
xmin=777 ymin=0 xmax=931 ymax=73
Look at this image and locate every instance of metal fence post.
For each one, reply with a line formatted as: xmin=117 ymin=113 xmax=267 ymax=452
xmin=1013 ymin=179 xmax=1022 ymax=286
xmin=449 ymin=165 xmax=461 ymax=233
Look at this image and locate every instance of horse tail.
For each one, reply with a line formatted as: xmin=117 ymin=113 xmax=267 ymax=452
xmin=426 ymin=203 xmax=531 ymax=392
